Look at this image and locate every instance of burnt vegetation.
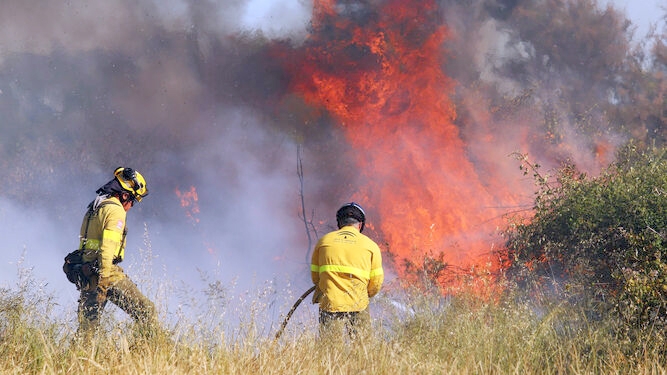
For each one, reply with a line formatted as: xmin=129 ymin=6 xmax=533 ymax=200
xmin=495 ymin=144 xmax=667 ymax=354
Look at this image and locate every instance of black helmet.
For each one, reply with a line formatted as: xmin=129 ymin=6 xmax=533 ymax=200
xmin=336 ymin=202 xmax=366 ymax=232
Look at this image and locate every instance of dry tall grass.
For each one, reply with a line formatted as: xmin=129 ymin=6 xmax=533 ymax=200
xmin=2 ymin=265 xmax=666 ymax=375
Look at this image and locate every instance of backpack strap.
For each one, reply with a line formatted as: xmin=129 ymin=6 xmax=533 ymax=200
xmin=80 ymin=200 xmax=116 ymax=250
xmin=80 ymin=206 xmax=94 ymax=251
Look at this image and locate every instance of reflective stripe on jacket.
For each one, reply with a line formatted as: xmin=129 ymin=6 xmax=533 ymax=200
xmin=311 ymin=225 xmax=384 ymax=312
xmin=79 ymin=197 xmax=127 ymax=281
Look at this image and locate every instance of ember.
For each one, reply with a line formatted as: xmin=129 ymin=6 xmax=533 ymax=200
xmin=175 ymin=186 xmax=201 ymax=225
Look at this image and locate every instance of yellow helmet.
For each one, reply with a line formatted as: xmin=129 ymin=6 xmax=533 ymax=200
xmin=114 ymin=167 xmax=149 ymax=202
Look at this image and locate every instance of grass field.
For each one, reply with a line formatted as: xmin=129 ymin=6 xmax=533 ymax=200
xmin=1 ymin=265 xmax=666 ymax=375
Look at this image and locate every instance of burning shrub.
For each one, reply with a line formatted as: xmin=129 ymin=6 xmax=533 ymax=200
xmin=501 ymin=144 xmax=667 ymax=333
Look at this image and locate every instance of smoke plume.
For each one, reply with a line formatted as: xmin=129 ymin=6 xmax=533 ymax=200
xmin=0 ymin=0 xmax=644 ymax=323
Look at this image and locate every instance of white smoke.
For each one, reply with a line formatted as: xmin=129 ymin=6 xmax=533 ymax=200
xmin=0 ymin=0 xmax=317 ymax=333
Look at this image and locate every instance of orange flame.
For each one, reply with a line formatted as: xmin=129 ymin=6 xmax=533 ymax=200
xmin=175 ymin=186 xmax=216 ymax=255
xmin=175 ymin=186 xmax=200 ymax=224
xmin=276 ymin=0 xmax=509 ymax=292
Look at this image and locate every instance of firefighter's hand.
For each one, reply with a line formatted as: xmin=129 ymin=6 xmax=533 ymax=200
xmin=96 ymin=279 xmax=110 ymax=304
xmin=97 ymin=276 xmax=113 ymax=295
xmin=311 ymin=287 xmax=322 ymax=304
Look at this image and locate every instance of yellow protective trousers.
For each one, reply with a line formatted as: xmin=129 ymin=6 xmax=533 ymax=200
xmin=77 ymin=276 xmax=156 ymax=339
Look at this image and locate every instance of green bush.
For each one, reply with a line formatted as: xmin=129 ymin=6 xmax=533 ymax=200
xmin=501 ymin=144 xmax=667 ymax=334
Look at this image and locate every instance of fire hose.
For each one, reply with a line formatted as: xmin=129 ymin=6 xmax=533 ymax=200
xmin=274 ymin=285 xmax=316 ymax=340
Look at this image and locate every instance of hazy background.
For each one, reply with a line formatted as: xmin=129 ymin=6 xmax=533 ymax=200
xmin=0 ymin=0 xmax=664 ymax=332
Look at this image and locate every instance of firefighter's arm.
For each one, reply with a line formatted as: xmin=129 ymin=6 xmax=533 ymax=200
xmin=310 ymin=244 xmax=322 ymax=303
xmin=367 ymin=245 xmax=384 ymax=298
xmin=97 ymin=207 xmax=126 ymax=279
xmin=310 ymin=243 xmax=321 ymax=285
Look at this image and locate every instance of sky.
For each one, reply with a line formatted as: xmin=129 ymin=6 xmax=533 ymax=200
xmin=240 ymin=0 xmax=667 ymax=40
xmin=606 ymin=0 xmax=666 ymax=38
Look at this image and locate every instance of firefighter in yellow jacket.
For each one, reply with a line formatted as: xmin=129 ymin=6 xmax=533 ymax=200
xmin=311 ymin=202 xmax=384 ymax=337
xmin=76 ymin=167 xmax=157 ymax=339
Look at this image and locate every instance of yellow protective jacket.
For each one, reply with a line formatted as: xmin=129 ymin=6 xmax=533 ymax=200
xmin=79 ymin=197 xmax=127 ymax=284
xmin=311 ymin=225 xmax=384 ymax=312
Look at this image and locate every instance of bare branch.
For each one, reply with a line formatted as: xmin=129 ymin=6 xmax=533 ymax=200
xmin=297 ymin=145 xmax=318 ymax=264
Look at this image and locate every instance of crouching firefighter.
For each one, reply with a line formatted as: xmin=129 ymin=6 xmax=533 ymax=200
xmin=73 ymin=167 xmax=158 ymax=341
xmin=311 ymin=202 xmax=384 ymax=340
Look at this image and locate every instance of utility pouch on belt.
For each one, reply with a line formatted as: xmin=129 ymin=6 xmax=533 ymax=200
xmin=63 ymin=249 xmax=99 ymax=290
xmin=64 ymin=204 xmax=100 ymax=290
xmin=63 ymin=249 xmax=87 ymax=289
